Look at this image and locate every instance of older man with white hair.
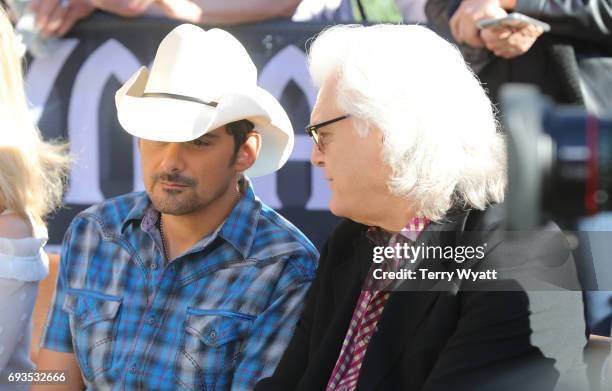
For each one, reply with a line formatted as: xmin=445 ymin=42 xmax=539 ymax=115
xmin=255 ymin=24 xmax=588 ymax=391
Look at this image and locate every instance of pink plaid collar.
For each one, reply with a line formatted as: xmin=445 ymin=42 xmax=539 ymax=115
xmin=365 ymin=216 xmax=429 ymax=245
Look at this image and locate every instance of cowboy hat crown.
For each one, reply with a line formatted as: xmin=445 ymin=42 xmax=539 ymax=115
xmin=115 ymin=24 xmax=294 ymax=178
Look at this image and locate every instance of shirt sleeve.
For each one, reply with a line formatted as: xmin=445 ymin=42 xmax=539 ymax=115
xmin=39 ymin=225 xmax=75 ymax=353
xmin=230 ymin=254 xmax=316 ymax=391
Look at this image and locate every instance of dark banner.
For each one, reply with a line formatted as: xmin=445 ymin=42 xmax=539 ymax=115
xmin=25 ymin=15 xmax=341 ymax=248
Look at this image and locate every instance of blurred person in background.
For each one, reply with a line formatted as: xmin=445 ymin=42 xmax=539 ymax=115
xmin=0 ymin=3 xmax=70 ymax=383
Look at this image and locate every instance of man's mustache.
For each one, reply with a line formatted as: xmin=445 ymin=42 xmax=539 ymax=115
xmin=153 ymin=172 xmax=197 ymax=186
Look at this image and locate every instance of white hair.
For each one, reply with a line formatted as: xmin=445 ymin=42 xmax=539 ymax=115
xmin=308 ymin=24 xmax=506 ymax=222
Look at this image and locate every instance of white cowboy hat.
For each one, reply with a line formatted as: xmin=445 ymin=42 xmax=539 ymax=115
xmin=115 ymin=24 xmax=294 ymax=178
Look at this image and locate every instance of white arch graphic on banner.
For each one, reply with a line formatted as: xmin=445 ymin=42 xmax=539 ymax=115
xmin=64 ymin=39 xmax=141 ymax=204
xmin=25 ymin=39 xmax=80 ymax=123
xmin=257 ymin=44 xmax=329 ymax=210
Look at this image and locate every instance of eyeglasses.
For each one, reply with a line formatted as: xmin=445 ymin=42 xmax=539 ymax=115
xmin=305 ymin=115 xmax=350 ymax=151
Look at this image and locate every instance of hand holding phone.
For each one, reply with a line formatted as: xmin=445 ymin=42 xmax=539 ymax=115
xmin=476 ymin=12 xmax=551 ymax=32
xmin=478 ymin=13 xmax=546 ymax=59
xmin=449 ymin=0 xmax=509 ymax=48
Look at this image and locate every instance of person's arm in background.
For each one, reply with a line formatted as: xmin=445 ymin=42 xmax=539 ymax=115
xmin=448 ymin=0 xmax=544 ymax=59
xmin=425 ymin=0 xmax=495 ymax=71
xmin=91 ymin=0 xmax=302 ymax=25
xmin=29 ymin=0 xmax=301 ymax=38
xmin=29 ymin=0 xmax=95 ymax=37
xmin=479 ymin=22 xmax=544 ymax=58
xmin=152 ymin=0 xmax=301 ymax=25
xmin=448 ymin=0 xmax=512 ymax=47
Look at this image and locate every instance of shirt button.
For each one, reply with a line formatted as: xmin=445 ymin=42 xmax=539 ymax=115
xmin=129 ymin=366 xmax=136 ymax=375
xmin=146 ymin=316 xmax=155 ymax=325
xmin=209 ymin=330 xmax=217 ymax=340
xmin=150 ymin=263 xmax=158 ymax=270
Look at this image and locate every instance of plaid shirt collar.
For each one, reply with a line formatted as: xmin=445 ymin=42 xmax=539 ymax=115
xmin=119 ymin=177 xmax=259 ymax=258
xmin=363 ymin=217 xmax=429 ymax=292
xmin=366 ymin=216 xmax=429 ymax=247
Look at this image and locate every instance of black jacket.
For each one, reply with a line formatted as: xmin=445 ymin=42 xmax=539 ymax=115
xmin=256 ymin=205 xmax=588 ymax=390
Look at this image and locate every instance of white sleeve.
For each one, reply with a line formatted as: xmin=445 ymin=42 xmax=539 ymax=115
xmin=0 ymin=279 xmax=38 ymax=371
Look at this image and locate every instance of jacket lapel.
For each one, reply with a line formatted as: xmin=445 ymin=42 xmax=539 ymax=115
xmin=298 ymin=226 xmax=375 ymax=391
xmin=331 ymin=233 xmax=375 ymax=308
xmin=357 ymin=290 xmax=440 ymax=390
xmin=357 ymin=210 xmax=471 ymax=390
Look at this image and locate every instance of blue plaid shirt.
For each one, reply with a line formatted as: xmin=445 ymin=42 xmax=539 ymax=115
xmin=41 ymin=180 xmax=318 ymax=390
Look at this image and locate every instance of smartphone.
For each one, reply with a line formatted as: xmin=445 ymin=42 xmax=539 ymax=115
xmin=476 ymin=13 xmax=551 ymax=32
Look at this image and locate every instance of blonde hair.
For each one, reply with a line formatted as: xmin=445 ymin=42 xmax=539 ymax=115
xmin=0 ymin=6 xmax=70 ymax=226
xmin=308 ymin=24 xmax=506 ymax=222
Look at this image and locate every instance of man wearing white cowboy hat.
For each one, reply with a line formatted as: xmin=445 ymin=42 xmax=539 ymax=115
xmin=35 ymin=24 xmax=318 ymax=391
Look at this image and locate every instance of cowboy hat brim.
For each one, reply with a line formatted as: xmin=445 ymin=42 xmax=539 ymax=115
xmin=115 ymin=67 xmax=294 ymax=178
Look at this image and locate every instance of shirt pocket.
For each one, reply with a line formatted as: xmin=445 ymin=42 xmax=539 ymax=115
xmin=174 ymin=308 xmax=254 ymax=390
xmin=62 ymin=289 xmax=122 ymax=380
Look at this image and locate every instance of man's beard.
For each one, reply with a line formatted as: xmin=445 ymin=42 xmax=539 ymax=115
xmin=149 ymin=172 xmax=201 ymax=216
